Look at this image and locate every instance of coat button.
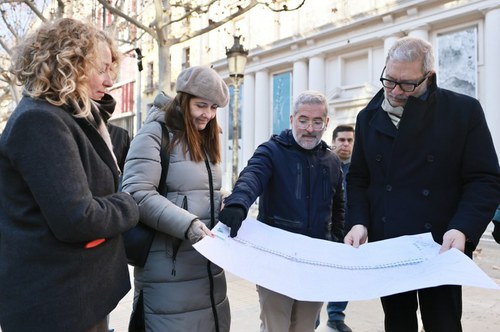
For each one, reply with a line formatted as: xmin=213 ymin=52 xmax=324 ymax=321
xmin=427 ymin=155 xmax=434 ymax=162
xmin=381 ymin=217 xmax=386 ymax=223
xmin=424 ymin=223 xmax=432 ymax=230
xmin=375 ymin=154 xmax=382 ymax=162
xmin=422 ymin=189 xmax=430 ymax=197
xmin=386 ymin=185 xmax=392 ymax=192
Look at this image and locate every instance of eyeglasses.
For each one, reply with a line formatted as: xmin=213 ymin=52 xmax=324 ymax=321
xmin=379 ymin=66 xmax=429 ymax=92
xmin=295 ymin=117 xmax=326 ymax=131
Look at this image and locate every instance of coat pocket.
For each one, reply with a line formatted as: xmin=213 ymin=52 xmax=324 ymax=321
xmin=165 ymin=195 xmax=188 ymax=276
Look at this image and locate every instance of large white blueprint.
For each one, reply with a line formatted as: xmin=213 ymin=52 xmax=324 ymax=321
xmin=194 ymin=218 xmax=499 ymax=301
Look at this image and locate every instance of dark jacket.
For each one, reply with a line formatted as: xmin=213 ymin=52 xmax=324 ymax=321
xmin=347 ymin=77 xmax=500 ymax=252
xmin=108 ymin=124 xmax=130 ymax=172
xmin=0 ymin=96 xmax=140 ymax=332
xmin=224 ymin=129 xmax=345 ymax=241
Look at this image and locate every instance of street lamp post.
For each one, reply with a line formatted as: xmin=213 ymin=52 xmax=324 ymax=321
xmin=226 ymin=35 xmax=248 ymax=187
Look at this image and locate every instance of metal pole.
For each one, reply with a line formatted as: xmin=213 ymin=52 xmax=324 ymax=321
xmin=232 ymin=79 xmax=240 ymax=187
xmin=134 ymin=47 xmax=143 ymax=136
xmin=135 ymin=64 xmax=142 ymax=136
xmin=133 ymin=0 xmax=143 ymax=137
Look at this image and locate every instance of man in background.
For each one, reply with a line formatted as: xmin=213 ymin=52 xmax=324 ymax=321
xmin=325 ymin=125 xmax=354 ymax=332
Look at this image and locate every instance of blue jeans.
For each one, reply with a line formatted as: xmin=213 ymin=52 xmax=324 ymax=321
xmin=327 ymin=301 xmax=348 ymax=321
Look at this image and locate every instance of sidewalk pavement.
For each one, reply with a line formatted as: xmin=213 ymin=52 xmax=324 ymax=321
xmin=110 ymin=223 xmax=500 ymax=331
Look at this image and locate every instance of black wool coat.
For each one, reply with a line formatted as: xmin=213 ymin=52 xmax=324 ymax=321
xmin=0 ymin=96 xmax=140 ymax=332
xmin=346 ymin=79 xmax=500 ymax=252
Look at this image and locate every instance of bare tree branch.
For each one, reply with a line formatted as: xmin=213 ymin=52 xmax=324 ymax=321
xmin=0 ymin=0 xmax=309 ymax=104
xmin=96 ymin=0 xmax=157 ymax=39
xmin=21 ymin=0 xmax=47 ymax=22
xmin=97 ymin=0 xmax=303 ymax=46
xmin=258 ymin=0 xmax=306 ymax=12
xmin=166 ymin=0 xmax=219 ymax=26
xmin=0 ymin=37 xmax=11 ymax=55
xmin=170 ymin=1 xmax=259 ymax=44
xmin=0 ymin=71 xmax=10 ymax=84
xmin=151 ymin=0 xmax=168 ymax=44
xmin=55 ymin=0 xmax=65 ymax=18
xmin=1 ymin=8 xmax=20 ymax=41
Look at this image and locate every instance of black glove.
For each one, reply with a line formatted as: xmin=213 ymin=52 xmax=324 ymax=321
xmin=493 ymin=221 xmax=500 ymax=244
xmin=219 ymin=205 xmax=246 ymax=237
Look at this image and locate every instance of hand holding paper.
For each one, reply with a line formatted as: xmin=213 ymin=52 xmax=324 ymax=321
xmin=195 ymin=218 xmax=499 ymax=301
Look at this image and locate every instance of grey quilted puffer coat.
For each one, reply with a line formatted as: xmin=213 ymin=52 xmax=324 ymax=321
xmin=122 ymin=102 xmax=230 ymax=332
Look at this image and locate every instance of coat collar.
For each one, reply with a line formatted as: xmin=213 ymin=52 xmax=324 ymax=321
xmin=73 ymin=113 xmax=121 ymax=189
xmin=366 ymin=78 xmax=438 ymax=139
xmin=92 ymin=93 xmax=116 ymax=122
xmin=366 ymin=90 xmax=398 ymax=138
xmin=272 ymin=129 xmax=331 ymax=152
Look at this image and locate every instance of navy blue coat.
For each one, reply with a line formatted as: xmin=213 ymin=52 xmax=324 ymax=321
xmin=224 ymin=129 xmax=345 ymax=241
xmin=347 ymin=78 xmax=500 ymax=251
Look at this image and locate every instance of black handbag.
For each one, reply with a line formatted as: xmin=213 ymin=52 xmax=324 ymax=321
xmin=123 ymin=123 xmax=170 ymax=267
xmin=128 ymin=289 xmax=146 ymax=332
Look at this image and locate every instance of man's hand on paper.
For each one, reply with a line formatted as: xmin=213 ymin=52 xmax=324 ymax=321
xmin=344 ymin=224 xmax=368 ymax=248
xmin=439 ymin=229 xmax=466 ymax=254
xmin=219 ymin=205 xmax=246 ymax=237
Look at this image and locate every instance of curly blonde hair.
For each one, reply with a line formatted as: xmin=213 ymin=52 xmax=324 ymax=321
xmin=10 ymin=18 xmax=121 ymax=117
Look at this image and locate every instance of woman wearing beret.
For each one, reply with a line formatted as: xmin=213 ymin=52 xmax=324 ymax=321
xmin=122 ymin=66 xmax=231 ymax=331
xmin=0 ymin=18 xmax=140 ymax=332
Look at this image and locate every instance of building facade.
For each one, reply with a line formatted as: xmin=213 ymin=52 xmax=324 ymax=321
xmin=171 ymin=0 xmax=500 ymax=189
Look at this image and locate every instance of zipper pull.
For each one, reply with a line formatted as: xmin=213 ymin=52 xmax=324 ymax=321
xmin=171 ymin=257 xmax=176 ymax=276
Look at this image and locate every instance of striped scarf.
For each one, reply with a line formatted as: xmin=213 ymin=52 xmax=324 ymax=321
xmin=381 ymin=98 xmax=404 ymax=128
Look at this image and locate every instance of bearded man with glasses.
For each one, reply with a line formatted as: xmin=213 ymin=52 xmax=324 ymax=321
xmin=219 ymin=90 xmax=345 ymax=332
xmin=344 ymin=36 xmax=500 ymax=332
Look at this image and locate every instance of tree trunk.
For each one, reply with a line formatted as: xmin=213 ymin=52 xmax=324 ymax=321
xmin=157 ymin=43 xmax=172 ymax=95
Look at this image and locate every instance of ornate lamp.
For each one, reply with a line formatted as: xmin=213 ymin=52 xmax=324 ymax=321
xmin=226 ymin=36 xmax=248 ymax=186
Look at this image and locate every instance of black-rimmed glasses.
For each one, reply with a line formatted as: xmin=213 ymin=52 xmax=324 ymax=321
xmin=379 ymin=66 xmax=429 ymax=92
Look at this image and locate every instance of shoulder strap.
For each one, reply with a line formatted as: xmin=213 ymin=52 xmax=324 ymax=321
xmin=204 ymin=158 xmax=216 ymax=228
xmin=158 ymin=123 xmax=170 ymax=195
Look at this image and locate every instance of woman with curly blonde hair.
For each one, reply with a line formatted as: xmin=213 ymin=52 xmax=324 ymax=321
xmin=0 ymin=18 xmax=139 ymax=332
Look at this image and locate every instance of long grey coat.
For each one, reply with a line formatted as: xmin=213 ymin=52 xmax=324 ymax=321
xmin=122 ymin=107 xmax=230 ymax=332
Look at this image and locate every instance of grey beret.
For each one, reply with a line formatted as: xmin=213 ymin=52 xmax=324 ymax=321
xmin=176 ymin=66 xmax=229 ymax=107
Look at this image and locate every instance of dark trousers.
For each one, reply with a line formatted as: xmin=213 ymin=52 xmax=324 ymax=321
xmin=381 ymin=285 xmax=462 ymax=332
